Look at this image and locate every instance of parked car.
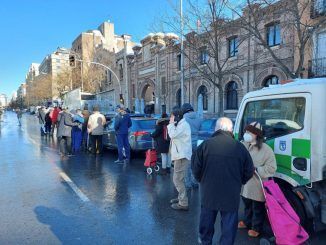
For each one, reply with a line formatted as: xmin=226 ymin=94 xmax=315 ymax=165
xmin=103 ymin=116 xmax=157 ymax=152
xmin=198 ymin=118 xmax=217 ymax=141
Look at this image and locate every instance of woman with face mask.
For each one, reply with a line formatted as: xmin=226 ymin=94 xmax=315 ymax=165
xmin=238 ymin=122 xmax=277 ymax=238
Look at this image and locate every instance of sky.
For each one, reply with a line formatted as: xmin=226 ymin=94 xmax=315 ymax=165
xmin=0 ymin=0 xmax=173 ymax=98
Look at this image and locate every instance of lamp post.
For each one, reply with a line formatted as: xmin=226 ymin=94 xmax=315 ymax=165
xmin=57 ymin=47 xmax=83 ymax=91
xmin=56 ymin=48 xmax=123 ymax=104
xmin=180 ymin=0 xmax=185 ymax=105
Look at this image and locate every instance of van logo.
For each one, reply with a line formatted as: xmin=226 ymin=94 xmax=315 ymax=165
xmin=279 ymin=141 xmax=286 ymax=151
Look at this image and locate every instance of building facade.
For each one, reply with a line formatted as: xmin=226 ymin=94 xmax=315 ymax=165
xmin=0 ymin=94 xmax=8 ymax=107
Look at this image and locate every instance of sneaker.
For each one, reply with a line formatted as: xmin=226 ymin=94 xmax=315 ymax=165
xmin=171 ymin=203 xmax=189 ymax=211
xmin=166 ymin=167 xmax=171 ymax=174
xmin=170 ymin=198 xmax=179 ymax=204
xmin=124 ymin=159 xmax=130 ymax=164
xmin=114 ymin=159 xmax=124 ymax=164
xmin=248 ymin=230 xmax=260 ymax=238
xmin=238 ymin=221 xmax=247 ymax=229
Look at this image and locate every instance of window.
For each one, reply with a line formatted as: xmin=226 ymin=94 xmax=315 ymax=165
xmin=240 ymin=97 xmax=305 ymax=140
xmin=314 ymin=0 xmax=326 ymax=16
xmin=119 ymin=64 xmax=123 ymax=80
xmin=197 ymin=85 xmax=208 ymax=111
xmin=161 ymin=77 xmax=167 ymax=95
xmin=264 ymin=75 xmax=279 ymax=87
xmin=132 ymin=84 xmax=136 ymax=98
xmin=176 ymin=89 xmax=181 ymax=108
xmin=200 ymin=48 xmax=209 ymax=64
xmin=266 ymin=23 xmax=281 ymax=47
xmin=177 ymin=54 xmax=181 ymax=71
xmin=226 ymin=82 xmax=238 ymax=110
xmin=228 ymin=37 xmax=239 ymax=57
xmin=107 ymin=71 xmax=112 ymax=85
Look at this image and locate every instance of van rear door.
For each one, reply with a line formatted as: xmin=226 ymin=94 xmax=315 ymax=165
xmin=235 ymin=93 xmax=311 ymax=186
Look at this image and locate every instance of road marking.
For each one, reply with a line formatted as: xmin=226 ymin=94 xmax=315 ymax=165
xmin=60 ymin=172 xmax=90 ymax=202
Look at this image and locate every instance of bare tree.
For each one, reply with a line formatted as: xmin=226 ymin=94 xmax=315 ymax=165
xmin=157 ymin=0 xmax=251 ymax=115
xmin=228 ymin=0 xmax=326 ymax=79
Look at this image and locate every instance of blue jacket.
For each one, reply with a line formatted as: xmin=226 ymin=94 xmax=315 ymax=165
xmin=114 ymin=112 xmax=132 ymax=135
xmin=183 ymin=111 xmax=203 ymax=150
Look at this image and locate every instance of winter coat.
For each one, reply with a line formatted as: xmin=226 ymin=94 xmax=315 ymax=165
xmin=241 ymin=142 xmax=277 ymax=202
xmin=57 ymin=111 xmax=76 ymax=137
xmin=50 ymin=108 xmax=60 ymax=123
xmin=87 ymin=112 xmax=106 ymax=135
xmin=150 ymin=118 xmax=170 ymax=154
xmin=191 ymin=130 xmax=254 ymax=212
xmin=82 ymin=110 xmax=90 ymax=132
xmin=114 ymin=111 xmax=132 ymax=135
xmin=167 ymin=118 xmax=192 ymax=161
xmin=38 ymin=109 xmax=46 ymax=124
xmin=45 ymin=112 xmax=52 ymax=125
xmin=183 ymin=111 xmax=203 ymax=150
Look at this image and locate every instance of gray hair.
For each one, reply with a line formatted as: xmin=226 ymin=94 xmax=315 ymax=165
xmin=215 ymin=117 xmax=233 ymax=132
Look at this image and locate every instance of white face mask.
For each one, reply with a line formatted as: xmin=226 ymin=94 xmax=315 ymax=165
xmin=243 ymin=132 xmax=253 ymax=143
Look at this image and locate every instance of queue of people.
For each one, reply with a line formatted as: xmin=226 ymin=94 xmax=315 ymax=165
xmin=148 ymin=103 xmax=277 ymax=245
xmin=32 ymin=101 xmax=276 ymax=245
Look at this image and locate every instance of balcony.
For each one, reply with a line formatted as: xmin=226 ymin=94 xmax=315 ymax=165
xmin=311 ymin=0 xmax=326 ymax=18
xmin=308 ymin=57 xmax=326 ymax=78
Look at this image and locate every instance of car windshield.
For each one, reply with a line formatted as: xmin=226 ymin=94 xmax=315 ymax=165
xmin=133 ymin=119 xmax=156 ymax=130
xmin=240 ymin=97 xmax=306 ymax=140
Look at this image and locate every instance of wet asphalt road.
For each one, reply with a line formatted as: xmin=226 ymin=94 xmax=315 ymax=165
xmin=0 ymin=111 xmax=325 ymax=245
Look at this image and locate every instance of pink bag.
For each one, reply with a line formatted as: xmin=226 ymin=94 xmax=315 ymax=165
xmin=262 ymin=179 xmax=309 ymax=245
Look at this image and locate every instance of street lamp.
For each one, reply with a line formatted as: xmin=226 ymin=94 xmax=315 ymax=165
xmin=56 ymin=47 xmax=83 ymax=91
xmin=56 ymin=47 xmax=124 ymax=104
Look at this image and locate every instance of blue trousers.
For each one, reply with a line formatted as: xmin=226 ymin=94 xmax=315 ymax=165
xmin=116 ymin=134 xmax=130 ymax=161
xmin=199 ymin=206 xmax=238 ymax=245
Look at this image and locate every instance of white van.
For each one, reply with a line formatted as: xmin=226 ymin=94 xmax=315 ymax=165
xmin=234 ymin=78 xmax=326 ymax=232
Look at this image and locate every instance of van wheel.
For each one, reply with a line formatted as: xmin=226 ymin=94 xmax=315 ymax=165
xmin=283 ymin=188 xmax=307 ymax=227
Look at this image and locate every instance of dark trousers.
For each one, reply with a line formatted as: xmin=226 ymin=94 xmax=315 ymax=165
xmin=116 ymin=134 xmax=130 ymax=160
xmin=90 ymin=134 xmax=103 ymax=154
xmin=82 ymin=130 xmax=88 ymax=150
xmin=242 ymin=197 xmax=266 ymax=232
xmin=59 ymin=136 xmax=72 ymax=155
xmin=45 ymin=122 xmax=52 ymax=134
xmin=199 ymin=206 xmax=238 ymax=245
xmin=51 ymin=122 xmax=56 ymax=135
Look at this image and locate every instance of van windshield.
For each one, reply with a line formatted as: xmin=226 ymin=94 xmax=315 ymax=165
xmin=240 ymin=97 xmax=305 ymax=140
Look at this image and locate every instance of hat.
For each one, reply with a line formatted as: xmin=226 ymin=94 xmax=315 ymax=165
xmin=181 ymin=103 xmax=194 ymax=114
xmin=245 ymin=122 xmax=263 ymax=137
xmin=116 ymin=104 xmax=125 ymax=110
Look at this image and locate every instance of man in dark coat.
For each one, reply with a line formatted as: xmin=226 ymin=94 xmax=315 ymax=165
xmin=57 ymin=107 xmax=77 ymax=157
xmin=114 ymin=104 xmax=132 ymax=164
xmin=151 ymin=113 xmax=171 ymax=175
xmin=191 ymin=117 xmax=254 ymax=245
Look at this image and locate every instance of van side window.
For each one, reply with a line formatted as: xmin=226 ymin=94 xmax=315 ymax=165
xmin=240 ymin=97 xmax=305 ymax=140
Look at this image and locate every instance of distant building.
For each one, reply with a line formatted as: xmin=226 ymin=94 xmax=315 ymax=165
xmin=0 ymin=94 xmax=7 ymax=107
xmin=25 ymin=63 xmax=40 ymax=106
xmin=71 ymin=21 xmax=136 ymax=100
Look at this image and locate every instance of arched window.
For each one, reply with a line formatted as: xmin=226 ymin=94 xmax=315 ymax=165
xmin=176 ymin=89 xmax=181 ymax=108
xmin=197 ymin=85 xmax=208 ymax=111
xmin=226 ymin=81 xmax=238 ymax=110
xmin=264 ymin=75 xmax=279 ymax=87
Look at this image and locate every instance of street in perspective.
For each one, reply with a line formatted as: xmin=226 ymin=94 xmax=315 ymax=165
xmin=0 ymin=0 xmax=326 ymax=244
